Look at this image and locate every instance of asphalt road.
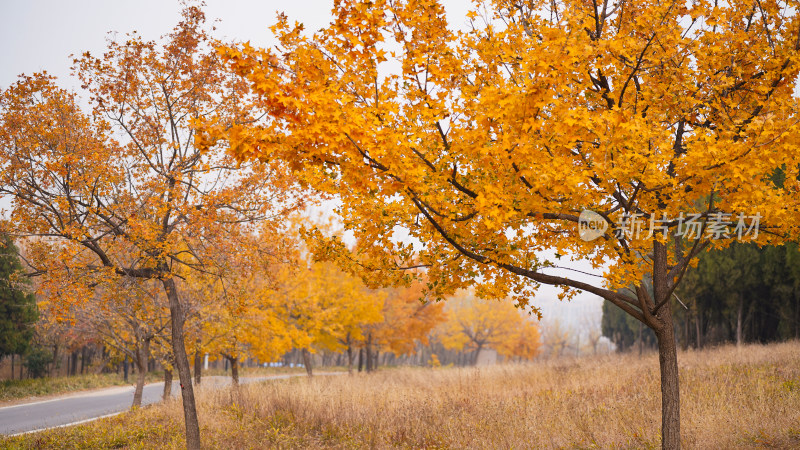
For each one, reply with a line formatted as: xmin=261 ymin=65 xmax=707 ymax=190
xmin=0 ymin=373 xmax=326 ymax=435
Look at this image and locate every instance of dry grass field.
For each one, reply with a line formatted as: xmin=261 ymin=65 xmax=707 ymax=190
xmin=3 ymin=341 xmax=800 ymax=449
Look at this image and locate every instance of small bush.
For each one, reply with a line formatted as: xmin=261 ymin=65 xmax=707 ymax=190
xmin=23 ymin=346 xmax=54 ymax=378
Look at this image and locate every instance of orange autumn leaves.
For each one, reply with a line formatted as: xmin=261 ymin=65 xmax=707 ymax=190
xmin=186 ymin=253 xmax=538 ymax=367
xmin=208 ymin=0 xmax=800 ymax=306
xmin=438 ymin=289 xmax=541 ymax=363
xmin=0 ymin=8 xmax=310 ymax=445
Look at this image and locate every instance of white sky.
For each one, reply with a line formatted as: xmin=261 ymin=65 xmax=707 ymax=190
xmin=0 ymin=0 xmax=603 ymax=334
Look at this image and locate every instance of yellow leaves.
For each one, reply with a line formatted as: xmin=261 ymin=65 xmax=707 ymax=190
xmin=0 ymin=7 xmax=317 ymax=376
xmin=372 ymin=280 xmax=446 ymax=355
xmin=201 ymin=0 xmax=800 ymax=343
xmin=438 ymin=288 xmax=541 ymax=360
xmin=257 ymin=259 xmax=384 ymax=354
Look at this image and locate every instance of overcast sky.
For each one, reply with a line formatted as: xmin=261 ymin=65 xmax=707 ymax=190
xmin=0 ymin=0 xmax=603 ymax=332
xmin=0 ymin=0 xmax=476 ymax=88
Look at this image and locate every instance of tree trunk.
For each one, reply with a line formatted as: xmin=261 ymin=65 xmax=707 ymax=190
xmin=795 ymin=292 xmax=799 ymax=339
xmin=472 ymin=345 xmax=483 ymax=366
xmin=223 ymin=354 xmax=239 ymax=385
xmin=70 ymin=351 xmax=78 ymax=376
xmin=681 ymin=312 xmax=689 ymax=351
xmin=365 ymin=333 xmax=373 ymax=373
xmin=10 ymin=354 xmax=14 ymax=380
xmin=655 ymin=321 xmax=680 ymax=450
xmin=132 ymin=338 xmax=150 ymax=408
xmin=346 ymin=342 xmax=354 ymax=375
xmin=230 ymin=356 xmax=239 ymax=385
xmin=162 ymin=277 xmax=202 ymax=450
xmin=652 ymin=241 xmax=681 ymax=450
xmin=163 ymin=368 xmax=173 ymax=400
xmin=695 ymin=310 xmax=702 ymax=349
xmin=357 ymin=348 xmax=364 ymax=372
xmin=51 ymin=344 xmax=59 ymax=377
xmin=736 ymin=298 xmax=744 ymax=347
xmin=193 ymin=345 xmax=202 ymax=386
xmin=123 ymin=356 xmax=129 ymax=383
xmin=302 ymin=348 xmax=313 ymax=377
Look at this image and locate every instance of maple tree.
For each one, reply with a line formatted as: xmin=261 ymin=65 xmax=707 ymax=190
xmin=367 ymin=280 xmax=445 ymax=368
xmin=299 ymin=230 xmax=446 ymax=372
xmin=0 ymin=7 xmax=302 ymax=448
xmin=86 ymin=279 xmax=171 ymax=407
xmin=438 ymin=289 xmax=540 ymax=364
xmin=261 ymin=259 xmax=383 ymax=376
xmin=33 ymin=241 xmax=173 ymax=406
xmin=185 ymin=256 xmax=294 ymax=385
xmin=211 ymin=0 xmax=800 ymax=447
xmin=538 ymin=317 xmax=571 ymax=358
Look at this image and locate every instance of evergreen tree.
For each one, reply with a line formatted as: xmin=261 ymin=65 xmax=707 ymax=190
xmin=673 ymin=243 xmax=800 ymax=347
xmin=0 ymin=234 xmax=38 ymax=359
xmin=602 ymin=279 xmax=657 ymax=352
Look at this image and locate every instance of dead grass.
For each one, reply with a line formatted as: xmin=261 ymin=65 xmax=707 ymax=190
xmin=3 ymin=341 xmax=800 ymax=449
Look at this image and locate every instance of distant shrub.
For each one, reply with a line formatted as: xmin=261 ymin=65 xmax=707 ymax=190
xmin=23 ymin=346 xmax=53 ymax=378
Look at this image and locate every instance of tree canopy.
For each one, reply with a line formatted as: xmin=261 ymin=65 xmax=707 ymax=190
xmin=0 ymin=7 xmax=303 ymax=447
xmin=207 ymin=1 xmax=800 ymax=447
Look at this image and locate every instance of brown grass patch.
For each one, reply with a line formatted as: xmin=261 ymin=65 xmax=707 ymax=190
xmin=3 ymin=341 xmax=800 ymax=449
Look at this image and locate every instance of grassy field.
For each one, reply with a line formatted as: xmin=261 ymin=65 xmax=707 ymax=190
xmin=2 ymin=342 xmax=799 ymax=449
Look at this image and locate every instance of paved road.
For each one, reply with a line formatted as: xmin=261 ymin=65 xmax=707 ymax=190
xmin=0 ymin=373 xmax=330 ymax=435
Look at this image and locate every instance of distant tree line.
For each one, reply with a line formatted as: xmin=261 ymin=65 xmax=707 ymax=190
xmin=604 ymin=243 xmax=800 ymax=351
xmin=0 ymin=234 xmax=40 ymax=378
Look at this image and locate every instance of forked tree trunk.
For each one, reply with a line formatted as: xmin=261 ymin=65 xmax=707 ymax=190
xmin=302 ymin=348 xmax=313 ymax=377
xmin=223 ymin=354 xmax=239 ymax=385
xmin=132 ymin=338 xmax=150 ymax=408
xmin=162 ymin=277 xmax=201 ymax=450
xmin=163 ymin=368 xmax=173 ymax=400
